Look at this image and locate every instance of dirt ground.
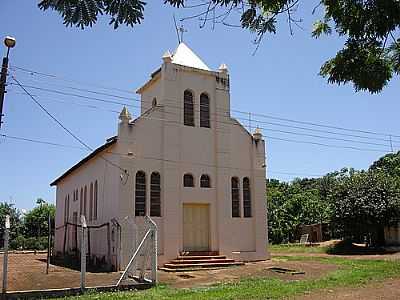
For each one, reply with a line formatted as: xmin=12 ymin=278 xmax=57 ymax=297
xmin=0 ymin=253 xmax=121 ymax=291
xmin=158 ymin=259 xmax=338 ymax=288
xmin=294 ymin=277 xmax=400 ymax=300
xmin=0 ymin=252 xmax=338 ymax=292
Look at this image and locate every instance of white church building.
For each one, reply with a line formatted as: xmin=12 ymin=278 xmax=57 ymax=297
xmin=51 ymin=43 xmax=269 ymax=270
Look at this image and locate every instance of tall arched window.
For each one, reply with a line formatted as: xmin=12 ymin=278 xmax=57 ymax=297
xmin=243 ymin=177 xmax=252 ymax=218
xmin=231 ymin=177 xmax=240 ymax=217
xmin=64 ymin=195 xmax=70 ymax=223
xmin=150 ymin=172 xmax=161 ymax=217
xmin=183 ymin=173 xmax=194 ymax=187
xmin=184 ymin=90 xmax=194 ymax=126
xmin=135 ymin=171 xmax=146 ymax=216
xmin=80 ymin=187 xmax=83 ymax=217
xmin=89 ymin=182 xmax=93 ymax=221
xmin=200 ymin=174 xmax=211 ymax=188
xmin=94 ymin=180 xmax=98 ymax=220
xmin=84 ymin=185 xmax=87 ymax=218
xmin=200 ymin=93 xmax=210 ymax=128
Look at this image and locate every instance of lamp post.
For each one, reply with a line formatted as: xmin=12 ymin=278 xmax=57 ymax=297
xmin=0 ymin=36 xmax=16 ymax=129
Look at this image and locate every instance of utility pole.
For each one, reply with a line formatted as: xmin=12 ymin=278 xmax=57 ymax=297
xmin=0 ymin=36 xmax=16 ymax=129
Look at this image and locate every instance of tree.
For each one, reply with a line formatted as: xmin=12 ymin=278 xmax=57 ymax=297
xmin=369 ymin=151 xmax=400 ymax=177
xmin=0 ymin=202 xmax=22 ymax=245
xmin=38 ymin=0 xmax=400 ymax=93
xmin=23 ymin=199 xmax=55 ymax=238
xmin=329 ymin=170 xmax=400 ymax=246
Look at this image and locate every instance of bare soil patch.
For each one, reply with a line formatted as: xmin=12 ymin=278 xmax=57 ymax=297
xmin=158 ymin=259 xmax=338 ymax=288
xmin=294 ymin=277 xmax=400 ymax=300
xmin=0 ymin=253 xmax=121 ymax=291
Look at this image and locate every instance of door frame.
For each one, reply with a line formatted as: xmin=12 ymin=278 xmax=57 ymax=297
xmin=182 ymin=203 xmax=211 ymax=252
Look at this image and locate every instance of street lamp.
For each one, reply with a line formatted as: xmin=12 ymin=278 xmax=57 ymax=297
xmin=0 ymin=35 xmax=16 ymax=129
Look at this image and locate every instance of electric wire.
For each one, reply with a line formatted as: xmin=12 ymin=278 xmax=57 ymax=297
xmin=11 ymin=64 xmax=400 ymax=139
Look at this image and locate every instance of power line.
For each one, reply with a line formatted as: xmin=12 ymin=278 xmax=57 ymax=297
xmin=2 ymin=132 xmax=326 ymax=177
xmin=11 ymin=76 xmax=129 ymax=177
xmin=12 ymin=64 xmax=400 ymax=139
xmin=9 ymin=86 xmax=393 ymax=152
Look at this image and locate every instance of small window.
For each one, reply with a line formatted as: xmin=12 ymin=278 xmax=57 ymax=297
xmin=200 ymin=174 xmax=211 ymax=188
xmin=183 ymin=174 xmax=194 ymax=187
xmin=200 ymin=93 xmax=210 ymax=128
xmin=150 ymin=172 xmax=161 ymax=217
xmin=152 ymin=97 xmax=157 ymax=107
xmin=243 ymin=177 xmax=252 ymax=218
xmin=231 ymin=177 xmax=240 ymax=217
xmin=184 ymin=90 xmax=194 ymax=126
xmin=135 ymin=171 xmax=146 ymax=216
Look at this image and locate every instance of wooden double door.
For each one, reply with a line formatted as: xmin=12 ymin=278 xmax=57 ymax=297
xmin=183 ymin=204 xmax=210 ymax=251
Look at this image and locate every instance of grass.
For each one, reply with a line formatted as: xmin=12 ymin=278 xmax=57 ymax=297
xmin=57 ymin=256 xmax=400 ymax=300
xmin=269 ymin=243 xmax=329 ymax=254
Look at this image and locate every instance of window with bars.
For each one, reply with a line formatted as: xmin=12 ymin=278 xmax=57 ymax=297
xmin=243 ymin=177 xmax=252 ymax=218
xmin=183 ymin=173 xmax=194 ymax=187
xmin=150 ymin=172 xmax=161 ymax=217
xmin=184 ymin=90 xmax=194 ymax=126
xmin=200 ymin=174 xmax=211 ymax=188
xmin=200 ymin=93 xmax=210 ymax=128
xmin=231 ymin=177 xmax=240 ymax=217
xmin=135 ymin=171 xmax=146 ymax=216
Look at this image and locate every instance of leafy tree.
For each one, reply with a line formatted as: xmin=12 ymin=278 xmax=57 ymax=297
xmin=329 ymin=170 xmax=400 ymax=246
xmin=23 ymin=199 xmax=55 ymax=238
xmin=38 ymin=0 xmax=400 ymax=93
xmin=369 ymin=151 xmax=400 ymax=177
xmin=0 ymin=202 xmax=22 ymax=245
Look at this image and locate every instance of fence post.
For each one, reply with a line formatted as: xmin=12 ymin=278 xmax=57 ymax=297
xmin=151 ymin=226 xmax=157 ymax=284
xmin=80 ymin=215 xmax=87 ymax=292
xmin=2 ymin=215 xmax=10 ymax=294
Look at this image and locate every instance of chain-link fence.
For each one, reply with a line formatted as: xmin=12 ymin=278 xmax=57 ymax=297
xmin=0 ymin=215 xmax=157 ymax=298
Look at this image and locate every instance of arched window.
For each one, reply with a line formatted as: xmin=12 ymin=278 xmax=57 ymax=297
xmin=231 ymin=177 xmax=240 ymax=217
xmin=89 ymin=182 xmax=93 ymax=221
xmin=183 ymin=174 xmax=194 ymax=187
xmin=84 ymin=185 xmax=87 ymax=218
xmin=200 ymin=174 xmax=211 ymax=188
xmin=184 ymin=90 xmax=194 ymax=126
xmin=150 ymin=172 xmax=161 ymax=217
xmin=243 ymin=177 xmax=252 ymax=218
xmin=152 ymin=97 xmax=157 ymax=107
xmin=135 ymin=171 xmax=146 ymax=216
xmin=94 ymin=180 xmax=98 ymax=220
xmin=64 ymin=195 xmax=70 ymax=223
xmin=200 ymin=93 xmax=210 ymax=128
xmin=80 ymin=187 xmax=83 ymax=217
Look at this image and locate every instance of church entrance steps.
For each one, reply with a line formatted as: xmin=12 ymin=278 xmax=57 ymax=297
xmin=160 ymin=252 xmax=244 ymax=272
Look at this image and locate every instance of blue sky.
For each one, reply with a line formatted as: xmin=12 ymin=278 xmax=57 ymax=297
xmin=1 ymin=1 xmax=399 ymax=210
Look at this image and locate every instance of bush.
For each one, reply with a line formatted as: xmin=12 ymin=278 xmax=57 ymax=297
xmin=9 ymin=236 xmax=49 ymax=250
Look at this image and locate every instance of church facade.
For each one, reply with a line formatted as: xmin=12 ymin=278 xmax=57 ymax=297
xmin=52 ymin=43 xmax=269 ymax=269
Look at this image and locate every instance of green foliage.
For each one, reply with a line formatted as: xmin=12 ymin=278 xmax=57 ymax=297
xmin=23 ymin=199 xmax=55 ymax=238
xmin=0 ymin=202 xmax=22 ymax=244
xmin=38 ymin=0 xmax=146 ymax=29
xmin=267 ymin=178 xmax=331 ymax=244
xmin=370 ymin=151 xmax=400 ymax=177
xmin=329 ymin=170 xmax=400 ymax=246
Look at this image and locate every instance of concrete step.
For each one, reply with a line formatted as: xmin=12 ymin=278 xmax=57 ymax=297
xmin=176 ymin=255 xmax=227 ymax=260
xmin=180 ymin=251 xmax=219 ymax=256
xmin=170 ymin=258 xmax=235 ymax=264
xmin=164 ymin=261 xmax=244 ymax=269
xmin=160 ymin=265 xmax=240 ymax=272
